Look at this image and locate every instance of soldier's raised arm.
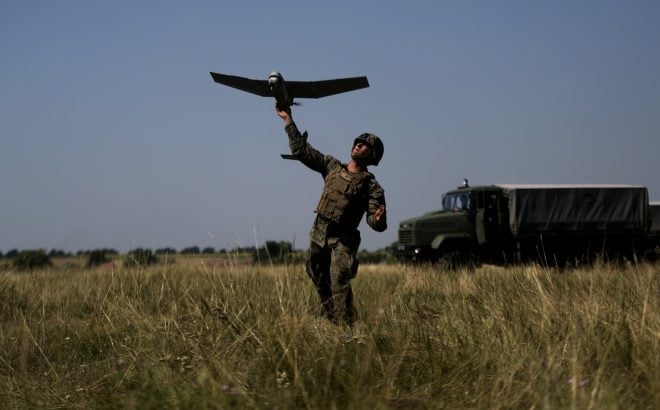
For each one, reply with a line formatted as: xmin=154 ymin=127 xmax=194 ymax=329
xmin=276 ymin=104 xmax=331 ymax=175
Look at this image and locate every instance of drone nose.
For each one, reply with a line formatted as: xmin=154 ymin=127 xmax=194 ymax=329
xmin=268 ymin=71 xmax=282 ymax=88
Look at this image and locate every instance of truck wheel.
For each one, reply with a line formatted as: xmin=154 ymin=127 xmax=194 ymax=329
xmin=642 ymin=249 xmax=657 ymax=263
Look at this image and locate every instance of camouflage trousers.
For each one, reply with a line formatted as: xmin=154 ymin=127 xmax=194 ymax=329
xmin=306 ymin=240 xmax=359 ymax=324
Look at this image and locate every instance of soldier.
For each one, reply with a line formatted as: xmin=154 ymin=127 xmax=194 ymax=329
xmin=276 ymin=104 xmax=387 ymax=324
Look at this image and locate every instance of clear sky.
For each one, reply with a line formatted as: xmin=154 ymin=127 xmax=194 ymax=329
xmin=1 ymin=1 xmax=659 ymax=253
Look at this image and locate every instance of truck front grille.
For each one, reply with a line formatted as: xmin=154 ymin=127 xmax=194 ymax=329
xmin=399 ymin=229 xmax=414 ymax=245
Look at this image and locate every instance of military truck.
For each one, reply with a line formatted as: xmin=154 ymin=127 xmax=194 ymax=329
xmin=397 ymin=183 xmax=657 ymax=265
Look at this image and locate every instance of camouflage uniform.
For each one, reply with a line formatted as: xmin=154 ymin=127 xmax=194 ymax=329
xmin=285 ymin=122 xmax=387 ymax=323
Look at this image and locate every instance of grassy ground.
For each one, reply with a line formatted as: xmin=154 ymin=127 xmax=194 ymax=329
xmin=0 ymin=259 xmax=657 ymax=409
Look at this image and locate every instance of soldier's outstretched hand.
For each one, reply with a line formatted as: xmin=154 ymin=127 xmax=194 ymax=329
xmin=276 ymin=103 xmax=293 ymax=126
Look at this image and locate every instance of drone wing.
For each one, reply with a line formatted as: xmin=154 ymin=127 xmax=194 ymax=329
xmin=286 ymin=76 xmax=369 ymax=99
xmin=210 ymin=72 xmax=272 ymax=97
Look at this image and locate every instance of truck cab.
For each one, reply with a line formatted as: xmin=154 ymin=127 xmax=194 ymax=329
xmin=397 ymin=185 xmax=508 ymax=263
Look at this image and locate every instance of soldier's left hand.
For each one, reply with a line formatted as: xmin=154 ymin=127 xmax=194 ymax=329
xmin=374 ymin=205 xmax=386 ymax=222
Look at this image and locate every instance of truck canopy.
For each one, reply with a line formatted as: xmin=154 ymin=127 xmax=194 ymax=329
xmin=497 ymin=184 xmax=648 ymax=235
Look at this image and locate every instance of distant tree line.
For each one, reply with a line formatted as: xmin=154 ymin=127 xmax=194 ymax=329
xmin=2 ymin=245 xmax=304 ymax=258
xmin=1 ymin=248 xmax=120 ymax=258
xmin=1 ymin=242 xmax=400 ymax=269
xmin=1 ymin=247 xmax=233 ymax=258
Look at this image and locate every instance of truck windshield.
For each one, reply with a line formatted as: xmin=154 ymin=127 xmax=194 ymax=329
xmin=442 ymin=192 xmax=471 ymax=212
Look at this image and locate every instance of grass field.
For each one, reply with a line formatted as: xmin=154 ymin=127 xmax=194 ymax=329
xmin=0 ymin=258 xmax=657 ymax=409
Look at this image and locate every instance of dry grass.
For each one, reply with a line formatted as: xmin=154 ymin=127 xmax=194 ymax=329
xmin=0 ymin=259 xmax=657 ymax=409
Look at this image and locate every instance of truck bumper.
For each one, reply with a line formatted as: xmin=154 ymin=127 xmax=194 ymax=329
xmin=396 ymin=245 xmax=435 ymax=262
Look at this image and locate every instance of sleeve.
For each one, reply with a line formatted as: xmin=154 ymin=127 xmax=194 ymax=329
xmin=366 ymin=179 xmax=387 ymax=232
xmin=285 ymin=122 xmax=333 ymax=175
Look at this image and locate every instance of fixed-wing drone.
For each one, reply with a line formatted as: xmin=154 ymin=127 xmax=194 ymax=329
xmin=209 ymin=71 xmax=369 ymax=109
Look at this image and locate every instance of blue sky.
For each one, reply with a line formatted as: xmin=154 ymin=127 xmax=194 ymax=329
xmin=1 ymin=1 xmax=659 ymax=253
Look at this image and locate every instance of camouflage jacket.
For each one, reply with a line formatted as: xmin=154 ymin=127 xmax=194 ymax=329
xmin=285 ymin=122 xmax=387 ymax=248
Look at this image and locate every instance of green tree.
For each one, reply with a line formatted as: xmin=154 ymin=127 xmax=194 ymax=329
xmin=180 ymin=246 xmax=200 ymax=255
xmin=124 ymin=248 xmax=157 ymax=268
xmin=254 ymin=241 xmax=296 ymax=265
xmin=86 ymin=249 xmax=109 ymax=268
xmin=48 ymin=249 xmax=69 ymax=258
xmin=13 ymin=250 xmax=52 ymax=270
xmin=155 ymin=247 xmax=177 ymax=255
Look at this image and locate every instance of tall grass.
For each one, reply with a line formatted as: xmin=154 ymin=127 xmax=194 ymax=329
xmin=0 ymin=260 xmax=657 ymax=408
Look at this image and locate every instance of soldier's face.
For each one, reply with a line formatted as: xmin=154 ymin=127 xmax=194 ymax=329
xmin=351 ymin=141 xmax=371 ymax=159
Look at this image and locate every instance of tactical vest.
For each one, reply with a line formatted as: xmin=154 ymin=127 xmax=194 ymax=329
xmin=315 ymin=166 xmax=372 ymax=224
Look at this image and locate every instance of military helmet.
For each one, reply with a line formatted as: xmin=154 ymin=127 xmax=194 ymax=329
xmin=353 ymin=133 xmax=384 ymax=166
